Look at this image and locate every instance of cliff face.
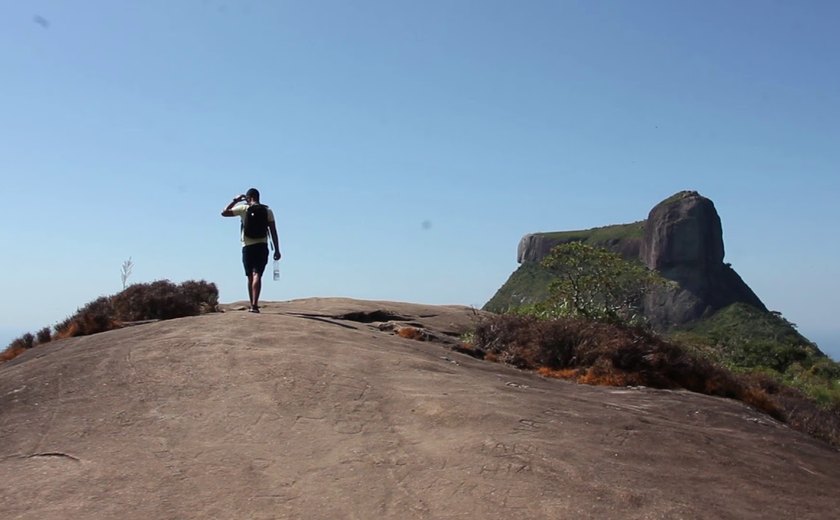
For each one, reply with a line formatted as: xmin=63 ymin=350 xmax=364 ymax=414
xmin=641 ymin=191 xmax=765 ymax=327
xmin=641 ymin=191 xmax=724 ymax=273
xmin=488 ymin=191 xmax=766 ymax=329
xmin=517 ymin=234 xmax=562 ymax=264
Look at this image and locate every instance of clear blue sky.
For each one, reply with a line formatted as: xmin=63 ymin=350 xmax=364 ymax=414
xmin=1 ymin=1 xmax=838 ymax=359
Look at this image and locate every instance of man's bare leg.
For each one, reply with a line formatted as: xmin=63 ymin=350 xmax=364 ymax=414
xmin=247 ymin=273 xmax=254 ymax=309
xmin=250 ymin=272 xmax=263 ymax=310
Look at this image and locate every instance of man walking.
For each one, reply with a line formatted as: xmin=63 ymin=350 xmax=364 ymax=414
xmin=221 ymin=188 xmax=281 ymax=313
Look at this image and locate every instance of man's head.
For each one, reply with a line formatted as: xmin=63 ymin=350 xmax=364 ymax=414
xmin=245 ymin=188 xmax=260 ymax=204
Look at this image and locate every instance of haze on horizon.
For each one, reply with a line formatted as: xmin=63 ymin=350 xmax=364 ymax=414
xmin=1 ymin=1 xmax=838 ymax=359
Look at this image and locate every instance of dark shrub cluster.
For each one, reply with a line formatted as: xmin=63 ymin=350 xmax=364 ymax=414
xmin=1 ymin=332 xmax=37 ymax=362
xmin=36 ymin=327 xmax=52 ymax=344
xmin=0 ymin=344 xmax=27 ymax=362
xmin=3 ymin=279 xmax=219 ymax=362
xmin=473 ymin=314 xmax=840 ymax=446
xmin=54 ymin=296 xmax=118 ymax=339
xmin=745 ymin=374 xmax=840 ymax=447
xmin=1 ymin=333 xmax=36 ymax=362
xmin=18 ymin=332 xmax=35 ymax=349
xmin=178 ymin=280 xmax=220 ymax=313
xmin=474 ymin=314 xmax=596 ymax=369
xmin=111 ymin=280 xmax=218 ymax=322
xmin=473 ymin=314 xmax=785 ymax=420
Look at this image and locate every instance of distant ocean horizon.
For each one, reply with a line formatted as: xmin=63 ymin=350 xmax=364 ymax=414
xmin=810 ymin=332 xmax=840 ymax=362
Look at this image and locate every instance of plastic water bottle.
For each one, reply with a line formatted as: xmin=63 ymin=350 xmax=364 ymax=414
xmin=273 ymin=260 xmax=280 ymax=281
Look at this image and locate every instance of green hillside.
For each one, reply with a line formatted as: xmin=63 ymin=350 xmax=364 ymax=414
xmin=484 ymin=262 xmax=556 ymax=313
xmin=670 ymin=303 xmax=839 ymax=405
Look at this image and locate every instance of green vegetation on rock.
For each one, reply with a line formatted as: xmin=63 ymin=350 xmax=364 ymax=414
xmin=484 ymin=262 xmax=556 ymax=313
xmin=539 ymin=221 xmax=645 ymax=244
xmin=670 ymin=303 xmax=840 ymax=407
xmin=487 ymin=222 xmax=646 ymax=314
xmin=675 ymin=303 xmax=816 ymax=367
xmin=658 ymin=190 xmax=697 ymax=207
xmin=532 ymin=242 xmax=663 ymax=325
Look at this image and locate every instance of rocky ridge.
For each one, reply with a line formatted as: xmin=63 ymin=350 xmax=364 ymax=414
xmin=2 ymin=298 xmax=839 ymax=519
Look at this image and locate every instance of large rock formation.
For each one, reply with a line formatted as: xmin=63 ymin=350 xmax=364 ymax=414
xmin=488 ymin=191 xmax=766 ymax=329
xmin=642 ymin=191 xmax=725 ymax=272
xmin=641 ymin=191 xmax=765 ymax=327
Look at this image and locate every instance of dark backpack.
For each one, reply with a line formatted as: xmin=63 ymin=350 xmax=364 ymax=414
xmin=243 ymin=204 xmax=269 ymax=239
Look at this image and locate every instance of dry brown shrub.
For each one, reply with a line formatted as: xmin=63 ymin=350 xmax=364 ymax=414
xmin=537 ymin=367 xmax=579 ymax=380
xmin=50 ymin=280 xmax=219 ymax=343
xmin=53 ymin=321 xmax=79 ymax=340
xmin=111 ymin=280 xmax=215 ymax=321
xmin=768 ymin=387 xmax=840 ymax=445
xmin=54 ymin=296 xmax=118 ymax=339
xmin=470 ymin=313 xmax=840 ymax=443
xmin=456 ymin=341 xmax=474 ymax=351
xmin=397 ymin=327 xmax=425 ymax=341
xmin=740 ymin=385 xmax=783 ymax=420
xmin=577 ymin=359 xmax=645 ymax=387
xmin=473 ymin=314 xmax=594 ymax=369
xmin=1 ymin=333 xmax=37 ymax=363
xmin=579 ymin=368 xmax=628 ymax=387
xmin=474 ymin=314 xmax=771 ymax=405
xmin=1 ymin=346 xmax=26 ymax=363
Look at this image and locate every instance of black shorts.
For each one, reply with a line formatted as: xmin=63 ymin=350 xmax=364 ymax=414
xmin=242 ymin=243 xmax=269 ymax=276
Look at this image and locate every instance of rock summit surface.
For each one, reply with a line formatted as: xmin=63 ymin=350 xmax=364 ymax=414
xmin=1 ymin=298 xmax=838 ymax=519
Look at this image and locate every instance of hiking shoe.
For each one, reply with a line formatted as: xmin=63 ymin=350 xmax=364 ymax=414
xmin=249 ymin=306 xmax=260 ymax=313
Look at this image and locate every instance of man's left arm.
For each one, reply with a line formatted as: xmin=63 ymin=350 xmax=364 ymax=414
xmin=268 ymin=221 xmax=281 ymax=261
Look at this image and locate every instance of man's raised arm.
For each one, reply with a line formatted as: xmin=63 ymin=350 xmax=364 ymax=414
xmin=221 ymin=194 xmax=246 ymax=217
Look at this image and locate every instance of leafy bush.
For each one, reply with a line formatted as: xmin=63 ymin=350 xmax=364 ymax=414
xmin=538 ymin=242 xmax=663 ymax=325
